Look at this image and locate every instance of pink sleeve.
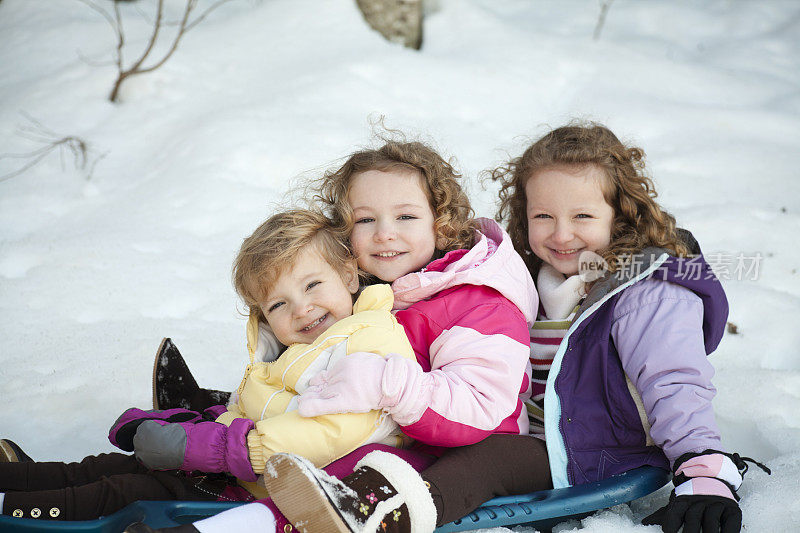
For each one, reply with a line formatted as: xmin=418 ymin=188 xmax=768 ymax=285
xmin=388 ymin=302 xmax=531 ymax=446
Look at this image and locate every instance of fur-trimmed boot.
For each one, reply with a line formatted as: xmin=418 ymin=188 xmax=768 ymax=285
xmin=152 ymin=338 xmax=231 ymax=411
xmin=264 ymin=451 xmax=437 ymax=533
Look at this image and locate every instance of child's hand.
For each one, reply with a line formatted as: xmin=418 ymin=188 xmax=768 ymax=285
xmin=642 ymin=479 xmax=741 ymax=532
xmin=297 ymin=351 xmax=389 ymax=417
xmin=642 ymin=451 xmax=770 ymax=533
xmin=132 ymin=418 xmax=257 ymax=482
xmin=108 ymin=407 xmax=203 ymax=452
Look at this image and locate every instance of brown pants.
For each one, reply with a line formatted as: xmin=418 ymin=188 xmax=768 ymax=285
xmin=0 ymin=453 xmax=219 ymax=521
xmin=421 ymin=434 xmax=552 ymax=526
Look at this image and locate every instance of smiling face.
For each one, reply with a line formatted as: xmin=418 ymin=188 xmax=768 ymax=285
xmin=348 ymin=169 xmax=440 ymax=282
xmin=525 ymin=164 xmax=615 ymax=276
xmin=258 ymin=245 xmax=359 ymax=346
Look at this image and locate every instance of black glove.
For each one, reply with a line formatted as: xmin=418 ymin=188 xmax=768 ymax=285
xmin=643 ymin=492 xmax=741 ymax=533
xmin=642 ymin=450 xmax=770 ymax=533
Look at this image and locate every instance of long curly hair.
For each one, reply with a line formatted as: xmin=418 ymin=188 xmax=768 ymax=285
xmin=491 ymin=122 xmax=689 ymax=275
xmin=313 ymin=140 xmax=477 ymax=254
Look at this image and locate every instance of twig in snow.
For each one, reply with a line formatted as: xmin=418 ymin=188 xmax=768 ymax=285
xmin=76 ymin=0 xmax=236 ymax=103
xmin=0 ymin=113 xmax=107 ymax=182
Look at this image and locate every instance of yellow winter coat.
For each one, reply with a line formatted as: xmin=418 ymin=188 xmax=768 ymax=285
xmin=216 ymin=284 xmax=415 ymax=484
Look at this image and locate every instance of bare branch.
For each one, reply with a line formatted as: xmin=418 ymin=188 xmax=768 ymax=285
xmin=17 ymin=127 xmax=56 ymax=144
xmin=136 ymin=0 xmax=194 ymax=74
xmin=593 ymin=0 xmax=615 ymax=41
xmin=79 ymin=0 xmax=236 ymax=102
xmin=1 ymin=145 xmax=55 ymax=159
xmin=76 ymin=48 xmax=117 ymax=67
xmin=127 ymin=0 xmax=165 ymax=74
xmin=85 ymin=151 xmax=109 ymax=181
xmin=17 ymin=130 xmax=54 ymax=144
xmin=185 ymin=0 xmax=235 ymax=32
xmin=0 ymin=114 xmax=105 ymax=182
xmin=0 ymin=150 xmax=54 ymax=182
xmin=134 ymin=3 xmax=155 ymax=25
xmin=75 ymin=0 xmax=117 ymax=34
xmin=20 ymin=111 xmax=58 ymax=136
xmin=114 ymin=1 xmax=125 ymax=71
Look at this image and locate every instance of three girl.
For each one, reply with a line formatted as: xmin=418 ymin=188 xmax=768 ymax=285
xmin=262 ymin=124 xmax=763 ymax=533
xmin=4 ymin=123 xmax=761 ymax=533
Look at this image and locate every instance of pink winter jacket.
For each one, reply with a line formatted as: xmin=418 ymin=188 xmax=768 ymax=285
xmin=384 ymin=218 xmax=538 ymax=446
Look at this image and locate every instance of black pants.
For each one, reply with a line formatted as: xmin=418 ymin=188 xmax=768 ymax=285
xmin=421 ymin=434 xmax=552 ymax=526
xmin=0 ymin=453 xmax=219 ymax=521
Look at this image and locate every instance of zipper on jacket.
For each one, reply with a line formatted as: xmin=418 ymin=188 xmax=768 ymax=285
xmin=545 ymin=253 xmax=670 ymax=488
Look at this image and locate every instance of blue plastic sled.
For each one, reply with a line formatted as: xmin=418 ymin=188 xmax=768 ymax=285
xmin=0 ymin=466 xmax=669 ymax=532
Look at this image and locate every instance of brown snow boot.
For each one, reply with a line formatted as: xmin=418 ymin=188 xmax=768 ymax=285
xmin=152 ymin=338 xmax=230 ymax=411
xmin=264 ymin=451 xmax=437 ymax=533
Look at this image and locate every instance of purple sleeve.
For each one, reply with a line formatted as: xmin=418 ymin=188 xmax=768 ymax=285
xmin=612 ymin=279 xmax=723 ymax=467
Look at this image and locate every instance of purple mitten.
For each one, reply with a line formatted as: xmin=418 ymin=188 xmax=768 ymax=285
xmin=203 ymin=404 xmax=229 ymax=420
xmin=108 ymin=407 xmax=202 ymax=452
xmin=133 ymin=418 xmax=257 ymax=482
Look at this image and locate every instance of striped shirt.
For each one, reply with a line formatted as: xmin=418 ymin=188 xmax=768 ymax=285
xmin=526 ymin=305 xmax=580 ymax=435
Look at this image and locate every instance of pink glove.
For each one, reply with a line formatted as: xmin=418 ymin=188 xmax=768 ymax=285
xmin=298 ymin=351 xmax=392 ymax=417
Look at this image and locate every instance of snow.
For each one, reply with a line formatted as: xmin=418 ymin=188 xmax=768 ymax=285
xmin=1 ymin=0 xmax=799 ymax=531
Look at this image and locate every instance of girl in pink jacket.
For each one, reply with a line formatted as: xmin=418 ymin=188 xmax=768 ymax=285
xmin=257 ymin=141 xmax=544 ymax=533
xmin=121 ymin=140 xmax=542 ymax=533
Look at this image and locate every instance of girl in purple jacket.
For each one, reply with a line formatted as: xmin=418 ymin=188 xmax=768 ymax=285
xmin=260 ymin=124 xmax=768 ymax=533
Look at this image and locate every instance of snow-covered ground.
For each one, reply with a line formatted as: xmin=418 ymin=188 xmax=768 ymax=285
xmin=1 ymin=0 xmax=798 ymax=531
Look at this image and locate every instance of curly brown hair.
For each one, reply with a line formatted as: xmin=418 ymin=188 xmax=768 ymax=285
xmin=491 ymin=122 xmax=689 ymax=275
xmin=232 ymin=209 xmax=355 ymax=323
xmin=313 ymin=140 xmax=478 ymax=254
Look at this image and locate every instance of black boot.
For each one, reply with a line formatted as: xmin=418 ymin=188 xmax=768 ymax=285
xmin=152 ymin=338 xmax=231 ymax=411
xmin=0 ymin=439 xmax=33 ymax=463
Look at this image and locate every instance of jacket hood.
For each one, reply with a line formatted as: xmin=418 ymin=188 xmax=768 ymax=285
xmin=390 ymin=218 xmax=539 ymax=325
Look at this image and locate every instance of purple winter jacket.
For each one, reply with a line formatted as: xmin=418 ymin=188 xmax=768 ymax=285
xmin=543 ymin=238 xmax=728 ymax=488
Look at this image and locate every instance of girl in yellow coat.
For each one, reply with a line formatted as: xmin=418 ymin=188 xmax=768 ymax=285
xmin=1 ymin=209 xmax=420 ymax=522
xmin=219 ymin=283 xmax=414 ymax=483
xmin=129 ymin=209 xmax=416 ymax=495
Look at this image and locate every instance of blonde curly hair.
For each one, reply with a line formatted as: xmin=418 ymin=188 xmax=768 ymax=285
xmin=232 ymin=209 xmax=355 ymax=323
xmin=313 ymin=140 xmax=478 ymax=255
xmin=491 ymin=122 xmax=689 ymax=275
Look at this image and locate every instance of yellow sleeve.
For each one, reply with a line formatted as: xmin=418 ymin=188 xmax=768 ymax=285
xmin=246 ymin=409 xmax=384 ymax=471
